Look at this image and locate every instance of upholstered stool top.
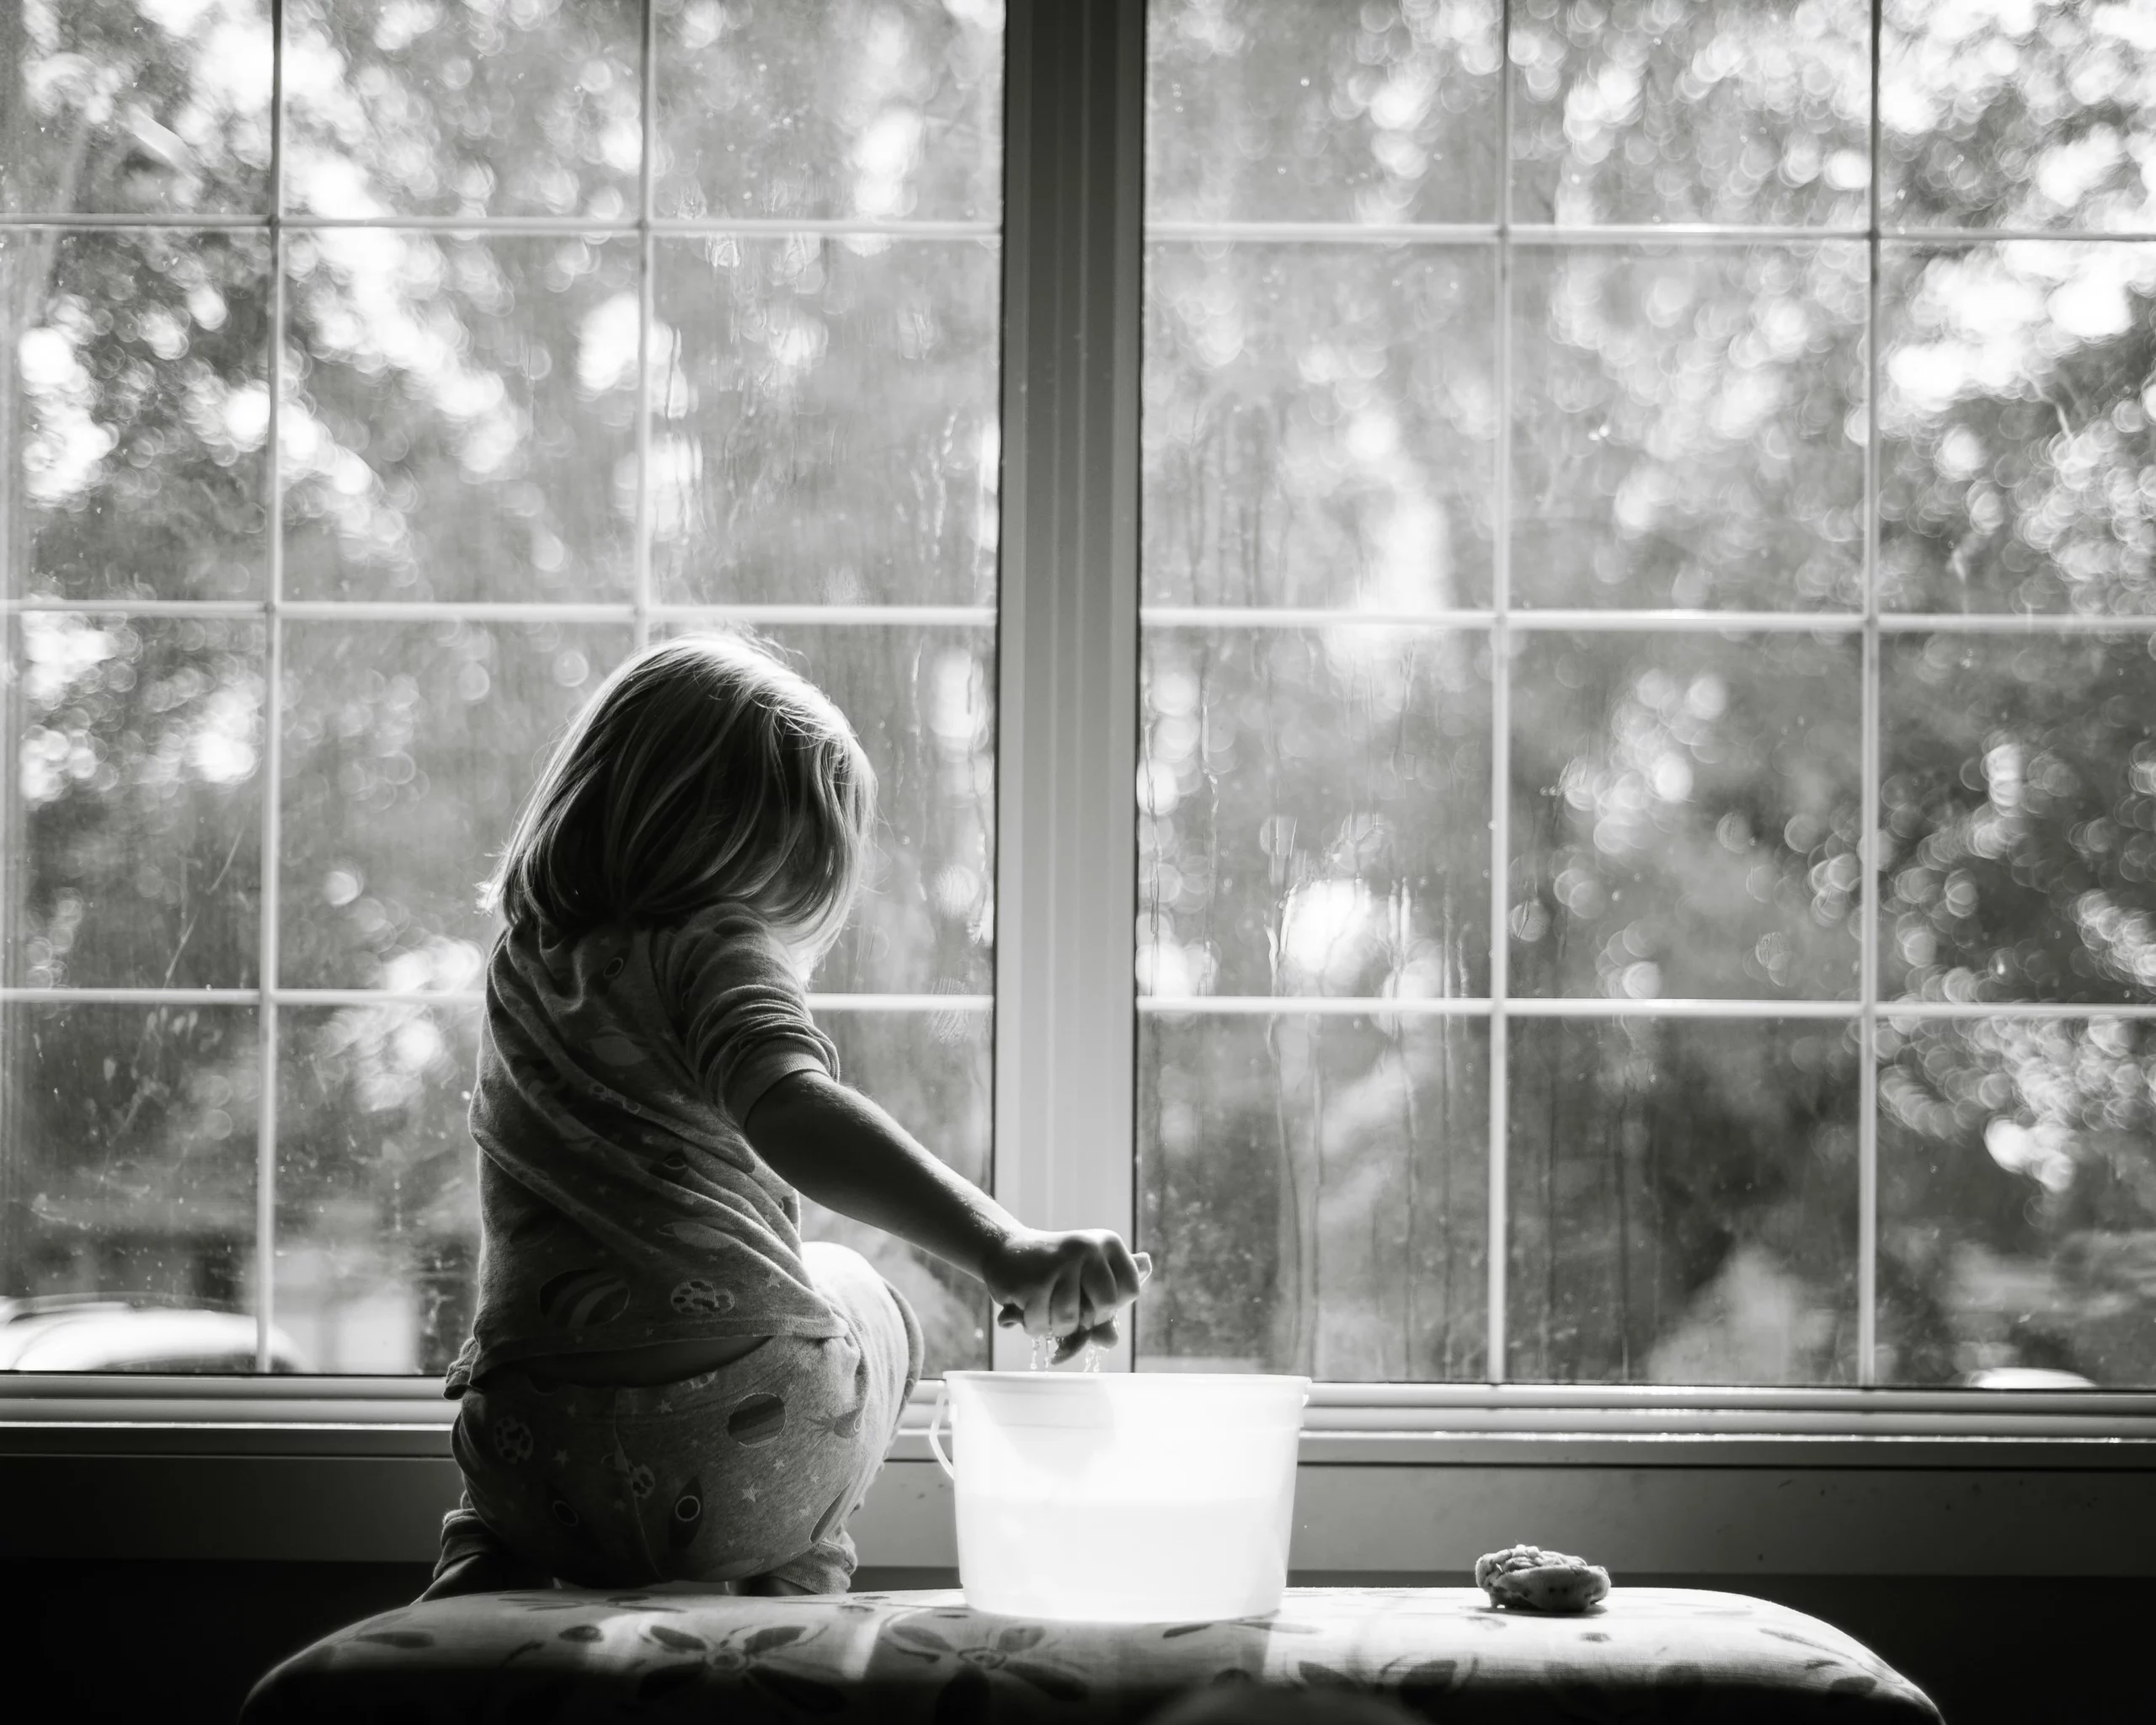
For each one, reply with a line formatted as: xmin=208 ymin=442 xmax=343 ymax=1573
xmin=244 ymin=1585 xmax=1940 ymax=1723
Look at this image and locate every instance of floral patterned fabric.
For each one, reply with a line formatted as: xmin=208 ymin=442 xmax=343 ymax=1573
xmin=243 ymin=1586 xmax=1940 ymax=1722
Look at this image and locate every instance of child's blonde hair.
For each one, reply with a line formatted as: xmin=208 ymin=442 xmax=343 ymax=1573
xmin=486 ymin=633 xmax=874 ymax=957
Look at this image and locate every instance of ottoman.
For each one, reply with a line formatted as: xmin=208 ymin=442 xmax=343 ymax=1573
xmin=243 ymin=1585 xmax=1942 ymax=1722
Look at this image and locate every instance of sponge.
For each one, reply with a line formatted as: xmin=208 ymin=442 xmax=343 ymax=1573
xmin=1473 ymin=1544 xmax=1612 ymax=1613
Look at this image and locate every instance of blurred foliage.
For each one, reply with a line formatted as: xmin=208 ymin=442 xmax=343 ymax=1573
xmin=654 ymin=0 xmax=1002 ymax=222
xmin=5 ymin=0 xmax=2156 ymax=1388
xmin=1512 ymin=243 xmax=1867 ymax=611
xmin=285 ymin=0 xmax=643 ymax=221
xmin=1143 ymin=1012 xmax=1490 ymax=1379
xmin=1510 ymin=0 xmax=1870 ymax=228
xmin=1136 ymin=0 xmax=2156 ymax=1387
xmin=1147 ymin=0 xmax=1502 ymax=224
xmin=651 ymin=235 xmax=1001 ymax=608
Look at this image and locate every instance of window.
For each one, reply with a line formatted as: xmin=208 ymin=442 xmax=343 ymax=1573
xmin=4 ymin=0 xmax=2154 ymax=1401
xmin=1135 ymin=0 xmax=2156 ymax=1391
xmin=2 ymin=0 xmax=1001 ymax=1376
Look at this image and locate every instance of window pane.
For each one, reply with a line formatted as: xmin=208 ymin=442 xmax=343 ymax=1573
xmin=1 ymin=1004 xmax=261 ymax=1371
xmin=1883 ymin=631 xmax=2156 ymax=1007
xmin=7 ymin=615 xmax=264 ymax=990
xmin=1511 ymin=243 xmax=1866 ymax=611
xmin=1881 ymin=2 xmax=2156 ymax=233
xmin=1145 ymin=0 xmax=1502 ymax=227
xmin=8 ymin=5 xmax=1006 ymax=1381
xmin=651 ymin=236 xmax=1001 ymax=608
xmin=803 ymin=1008 xmax=993 ymax=1375
xmin=282 ymin=232 xmax=638 ymax=603
xmin=284 ymin=0 xmax=641 ymax=219
xmin=1509 ymin=631 xmax=1861 ymax=1001
xmin=280 ymin=622 xmax=631 ymax=990
xmin=4 ymin=229 xmax=270 ymax=603
xmin=670 ymin=624 xmax=996 ymax=1000
xmin=1510 ymin=0 xmax=1869 ymax=229
xmin=0 ymin=0 xmax=272 ymax=216
xmin=1139 ymin=626 xmax=1491 ymax=1001
xmin=1879 ymin=1014 xmax=2156 ymax=1388
xmin=1879 ymin=243 xmax=2156 ymax=617
xmin=1138 ymin=1010 xmax=1489 ymax=1379
xmin=1144 ymin=243 xmax=1495 ymax=611
xmin=276 ymin=1002 xmax=480 ymax=1376
xmin=653 ymin=0 xmax=1002 ymax=223
xmin=1508 ymin=1016 xmax=1859 ymax=1385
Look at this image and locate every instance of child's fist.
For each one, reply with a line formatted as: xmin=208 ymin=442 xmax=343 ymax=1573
xmin=984 ymin=1228 xmax=1150 ymax=1359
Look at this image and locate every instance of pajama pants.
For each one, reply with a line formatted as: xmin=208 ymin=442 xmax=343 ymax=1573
xmin=437 ymin=1242 xmax=924 ymax=1593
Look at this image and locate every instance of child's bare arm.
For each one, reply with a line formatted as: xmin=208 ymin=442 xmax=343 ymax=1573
xmin=743 ymin=1070 xmax=1146 ymax=1348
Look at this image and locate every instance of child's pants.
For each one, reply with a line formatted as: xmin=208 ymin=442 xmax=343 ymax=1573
xmin=435 ymin=1242 xmax=924 ymax=1593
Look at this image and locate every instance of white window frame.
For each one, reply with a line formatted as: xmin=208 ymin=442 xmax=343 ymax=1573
xmin=4 ymin=0 xmax=2156 ymax=1488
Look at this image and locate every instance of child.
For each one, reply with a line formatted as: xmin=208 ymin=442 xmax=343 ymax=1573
xmin=427 ymin=633 xmax=1147 ymax=1598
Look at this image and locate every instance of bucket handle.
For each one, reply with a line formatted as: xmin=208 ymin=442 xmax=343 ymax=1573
xmin=926 ymin=1378 xmax=955 ymax=1482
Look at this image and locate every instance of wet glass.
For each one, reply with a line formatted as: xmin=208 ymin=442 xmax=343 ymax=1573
xmin=1882 ymin=632 xmax=2156 ymax=1007
xmin=0 ymin=1004 xmax=260 ymax=1356
xmin=1881 ymin=1 xmax=2156 ymax=233
xmin=1509 ymin=0 xmax=1870 ymax=228
xmin=281 ymin=232 xmax=638 ymax=603
xmin=650 ymin=236 xmax=1002 ymax=609
xmin=1139 ymin=626 xmax=1492 ymax=1002
xmin=3 ymin=229 xmax=270 ymax=603
xmin=1145 ymin=0 xmax=1502 ymax=227
xmin=1137 ymin=1010 xmax=1489 ymax=1380
xmin=1509 ymin=631 xmax=1862 ymax=1002
xmin=1508 ymin=1015 xmax=1859 ymax=1385
xmin=6 ymin=615 xmax=264 ymax=990
xmin=700 ymin=624 xmax=997 ymax=1001
xmin=275 ymin=1002 xmax=482 ymax=1375
xmin=1878 ymin=1013 xmax=2156 ymax=1388
xmin=283 ymin=0 xmax=641 ymax=220
xmin=1144 ymin=243 xmax=1496 ymax=611
xmin=0 ymin=0 xmax=273 ymax=215
xmin=271 ymin=1001 xmax=1000 ymax=1382
xmin=278 ymin=621 xmax=632 ymax=991
xmin=1878 ymin=243 xmax=2156 ymax=616
xmin=1511 ymin=244 xmax=1867 ymax=611
xmin=653 ymin=0 xmax=1002 ymax=223
xmin=6 ymin=1 xmax=1010 ymax=1381
xmin=804 ymin=1008 xmax=995 ymax=1375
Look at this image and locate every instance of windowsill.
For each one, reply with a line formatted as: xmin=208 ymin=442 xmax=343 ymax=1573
xmin=3 ymin=1376 xmax=2153 ymax=1574
xmin=4 ymin=1374 xmax=2152 ymax=1451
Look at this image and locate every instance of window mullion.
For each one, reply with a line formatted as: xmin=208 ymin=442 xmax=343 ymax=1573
xmin=254 ymin=0 xmax=290 ymax=1374
xmin=633 ymin=0 xmax=657 ymax=655
xmin=1857 ymin=0 xmax=1886 ymax=1387
xmin=991 ymin=0 xmax=1146 ymax=1370
xmin=1486 ymin=0 xmax=1516 ymax=1389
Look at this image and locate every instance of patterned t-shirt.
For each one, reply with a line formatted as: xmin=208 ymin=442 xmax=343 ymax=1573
xmin=446 ymin=905 xmax=845 ymax=1395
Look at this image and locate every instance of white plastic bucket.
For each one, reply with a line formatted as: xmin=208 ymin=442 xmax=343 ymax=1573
xmin=928 ymin=1370 xmax=1310 ymax=1621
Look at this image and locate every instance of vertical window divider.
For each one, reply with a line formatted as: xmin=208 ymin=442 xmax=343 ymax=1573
xmin=1858 ymin=0 xmax=1885 ymax=1388
xmin=254 ymin=0 xmax=289 ymax=1372
xmin=633 ymin=0 xmax=657 ymax=656
xmin=1486 ymin=0 xmax=1515 ymax=1388
xmin=992 ymin=0 xmax=1145 ymax=1370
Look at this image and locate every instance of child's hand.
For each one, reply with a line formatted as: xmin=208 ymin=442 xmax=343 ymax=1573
xmin=983 ymin=1228 xmax=1150 ymax=1361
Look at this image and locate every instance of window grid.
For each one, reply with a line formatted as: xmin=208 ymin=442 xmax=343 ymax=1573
xmin=1486 ymin=5 xmax=1516 ymax=1383
xmin=0 ymin=2 xmax=1003 ymax=1375
xmin=1131 ymin=0 xmax=2156 ymax=1387
xmin=255 ymin=1 xmax=286 ymax=1370
xmin=8 ymin=216 xmax=2148 ymax=246
xmin=1858 ymin=0 xmax=1884 ymax=1389
xmin=7 ymin=5 xmax=2156 ymax=1389
xmin=632 ymin=0 xmax=656 ymax=669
